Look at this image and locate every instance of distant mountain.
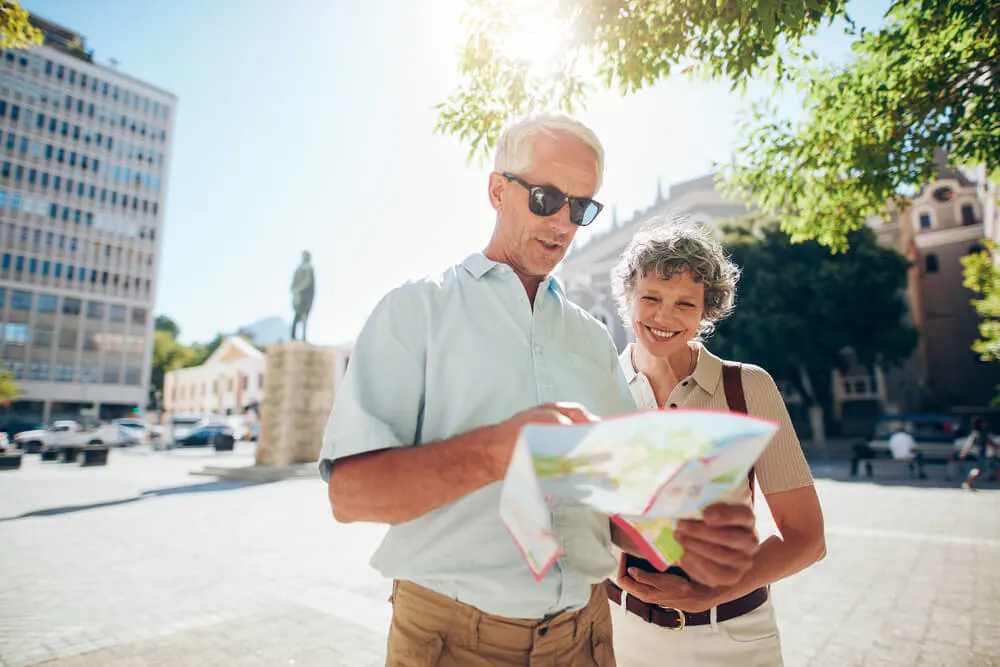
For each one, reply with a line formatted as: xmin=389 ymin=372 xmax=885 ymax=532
xmin=236 ymin=316 xmax=289 ymax=347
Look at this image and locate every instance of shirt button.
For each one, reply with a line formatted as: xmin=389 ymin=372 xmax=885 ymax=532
xmin=681 ymin=381 xmax=689 ymax=387
xmin=669 ymin=403 xmax=678 ymax=409
xmin=537 ymin=626 xmax=548 ymax=637
xmin=535 ymin=345 xmax=542 ymax=353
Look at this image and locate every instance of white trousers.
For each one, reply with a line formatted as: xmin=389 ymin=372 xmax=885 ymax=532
xmin=610 ymin=595 xmax=784 ymax=667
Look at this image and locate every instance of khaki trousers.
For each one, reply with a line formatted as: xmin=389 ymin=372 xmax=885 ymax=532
xmin=386 ymin=580 xmax=616 ymax=666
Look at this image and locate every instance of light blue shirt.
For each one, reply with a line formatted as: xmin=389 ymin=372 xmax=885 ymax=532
xmin=318 ymin=253 xmax=636 ymax=618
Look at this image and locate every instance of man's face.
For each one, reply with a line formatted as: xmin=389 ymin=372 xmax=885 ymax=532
xmin=488 ymin=132 xmax=599 ymax=279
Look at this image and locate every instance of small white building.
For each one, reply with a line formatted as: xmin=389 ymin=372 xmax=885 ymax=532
xmin=162 ymin=336 xmax=353 ymax=420
xmin=163 ymin=336 xmax=266 ymax=418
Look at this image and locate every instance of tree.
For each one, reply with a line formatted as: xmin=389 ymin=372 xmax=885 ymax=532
xmin=154 ymin=314 xmax=181 ymax=339
xmin=961 ymin=241 xmax=1000 ymax=362
xmin=709 ymin=221 xmax=918 ymax=433
xmin=0 ymin=1 xmax=42 ymax=50
xmin=726 ymin=0 xmax=999 ymax=250
xmin=438 ymin=0 xmax=997 ymax=247
xmin=961 ymin=241 xmax=1000 ymax=406
xmin=0 ymin=366 xmax=20 ymax=406
xmin=151 ymin=330 xmax=197 ymax=400
xmin=437 ymin=0 xmax=850 ymax=160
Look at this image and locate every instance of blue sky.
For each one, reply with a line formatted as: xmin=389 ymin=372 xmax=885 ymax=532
xmin=24 ymin=0 xmax=891 ymax=346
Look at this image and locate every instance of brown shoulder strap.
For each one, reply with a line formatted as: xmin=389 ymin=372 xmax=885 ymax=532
xmin=721 ymin=362 xmax=747 ymax=414
xmin=721 ymin=361 xmax=755 ymax=505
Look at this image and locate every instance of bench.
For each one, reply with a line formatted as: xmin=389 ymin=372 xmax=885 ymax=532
xmin=852 ymin=443 xmax=947 ymax=479
xmin=40 ymin=448 xmax=60 ymax=461
xmin=0 ymin=452 xmax=22 ymax=470
xmin=60 ymin=446 xmax=82 ymax=463
xmin=80 ymin=445 xmax=109 ymax=467
xmin=212 ymin=437 xmax=235 ymax=452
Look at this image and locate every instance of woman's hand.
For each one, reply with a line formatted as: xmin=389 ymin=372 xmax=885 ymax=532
xmin=618 ymin=570 xmax=728 ymax=614
xmin=673 ymin=503 xmax=759 ymax=586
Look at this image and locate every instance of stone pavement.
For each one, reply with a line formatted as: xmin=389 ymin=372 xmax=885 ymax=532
xmin=0 ymin=446 xmax=997 ymax=667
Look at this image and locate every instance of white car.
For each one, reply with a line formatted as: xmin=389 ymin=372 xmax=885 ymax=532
xmin=15 ymin=420 xmax=133 ymax=451
xmin=111 ymin=418 xmax=157 ymax=444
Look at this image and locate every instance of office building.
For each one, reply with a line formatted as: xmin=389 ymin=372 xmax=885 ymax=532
xmin=0 ymin=16 xmax=176 ymax=425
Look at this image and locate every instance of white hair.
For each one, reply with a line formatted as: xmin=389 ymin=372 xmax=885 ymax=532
xmin=493 ymin=113 xmax=605 ymax=192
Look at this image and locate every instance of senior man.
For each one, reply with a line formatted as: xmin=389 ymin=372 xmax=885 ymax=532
xmin=319 ymin=114 xmax=759 ymax=666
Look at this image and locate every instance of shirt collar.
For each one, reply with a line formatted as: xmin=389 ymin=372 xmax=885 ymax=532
xmin=618 ymin=341 xmax=724 ymax=395
xmin=461 ymin=253 xmax=498 ymax=279
xmin=460 ymin=252 xmax=565 ymax=297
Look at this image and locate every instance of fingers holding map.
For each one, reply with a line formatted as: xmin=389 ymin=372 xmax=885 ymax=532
xmin=498 ymin=409 xmax=779 ymax=580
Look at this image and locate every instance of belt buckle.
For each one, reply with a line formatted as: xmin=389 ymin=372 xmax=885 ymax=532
xmin=662 ymin=607 xmax=686 ymax=631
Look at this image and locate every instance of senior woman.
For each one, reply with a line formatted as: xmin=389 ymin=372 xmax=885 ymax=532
xmin=606 ymin=220 xmax=826 ymax=667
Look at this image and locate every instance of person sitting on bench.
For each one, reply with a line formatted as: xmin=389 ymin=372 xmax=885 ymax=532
xmin=888 ymin=429 xmax=927 ymax=479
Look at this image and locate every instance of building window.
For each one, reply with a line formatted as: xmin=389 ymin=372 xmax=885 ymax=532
xmin=37 ymin=294 xmax=57 ymax=312
xmin=87 ymin=301 xmax=105 ymax=320
xmin=62 ymin=297 xmax=82 ymax=316
xmin=125 ymin=367 xmax=142 ymax=386
xmin=28 ymin=361 xmax=49 ymax=380
xmin=54 ymin=363 xmax=75 ymax=382
xmin=918 ymin=212 xmax=932 ymax=229
xmin=33 ymin=325 xmax=53 ymax=347
xmin=4 ymin=322 xmax=28 ymax=344
xmin=10 ymin=290 xmax=31 ymax=310
xmin=961 ymin=203 xmax=977 ymax=226
xmin=925 ymin=254 xmax=939 ymax=273
xmin=131 ymin=308 xmax=147 ymax=325
xmin=58 ymin=328 xmax=77 ymax=350
xmin=110 ymin=305 xmax=126 ymax=322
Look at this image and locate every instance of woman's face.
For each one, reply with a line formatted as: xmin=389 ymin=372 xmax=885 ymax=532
xmin=629 ymin=270 xmax=705 ymax=358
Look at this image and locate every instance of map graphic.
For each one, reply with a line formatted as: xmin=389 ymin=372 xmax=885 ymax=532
xmin=498 ymin=409 xmax=778 ymax=580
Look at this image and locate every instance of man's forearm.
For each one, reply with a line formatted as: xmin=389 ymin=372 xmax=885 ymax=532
xmin=328 ymin=424 xmax=506 ymax=525
xmin=715 ymin=529 xmax=825 ymax=601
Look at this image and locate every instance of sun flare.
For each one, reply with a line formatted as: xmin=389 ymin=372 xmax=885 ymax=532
xmin=496 ymin=3 xmax=571 ymax=75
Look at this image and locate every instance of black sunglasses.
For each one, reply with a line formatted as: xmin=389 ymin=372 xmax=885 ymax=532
xmin=503 ymin=172 xmax=604 ymax=227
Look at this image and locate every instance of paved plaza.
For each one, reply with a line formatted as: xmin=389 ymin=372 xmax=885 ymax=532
xmin=0 ymin=445 xmax=998 ymax=667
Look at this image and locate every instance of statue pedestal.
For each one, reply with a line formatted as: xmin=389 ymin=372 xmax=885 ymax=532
xmin=255 ymin=341 xmax=336 ymax=468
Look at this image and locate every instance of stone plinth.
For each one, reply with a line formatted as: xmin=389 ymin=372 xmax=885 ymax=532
xmin=255 ymin=341 xmax=336 ymax=468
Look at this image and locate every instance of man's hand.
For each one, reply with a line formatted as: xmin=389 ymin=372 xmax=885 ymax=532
xmin=672 ymin=503 xmax=759 ymax=587
xmin=618 ymin=571 xmax=726 ymax=614
xmin=487 ymin=402 xmax=599 ymax=479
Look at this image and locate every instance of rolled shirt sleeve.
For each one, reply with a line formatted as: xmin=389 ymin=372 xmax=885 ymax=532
xmin=743 ymin=364 xmax=815 ymax=494
xmin=318 ymin=285 xmax=426 ymax=482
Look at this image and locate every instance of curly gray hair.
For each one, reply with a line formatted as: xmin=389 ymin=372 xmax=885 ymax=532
xmin=610 ymin=217 xmax=741 ymax=336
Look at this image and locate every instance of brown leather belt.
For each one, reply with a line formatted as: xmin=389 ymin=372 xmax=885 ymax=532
xmin=606 ymin=580 xmax=768 ymax=630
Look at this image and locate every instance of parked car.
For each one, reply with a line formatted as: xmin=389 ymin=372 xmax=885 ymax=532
xmin=111 ymin=418 xmax=159 ymax=444
xmin=170 ymin=424 xmax=235 ymax=448
xmin=867 ymin=413 xmax=965 ymax=462
xmin=15 ymin=420 xmax=134 ymax=452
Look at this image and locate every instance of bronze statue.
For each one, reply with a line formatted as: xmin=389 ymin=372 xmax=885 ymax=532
xmin=290 ymin=250 xmax=315 ymax=341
